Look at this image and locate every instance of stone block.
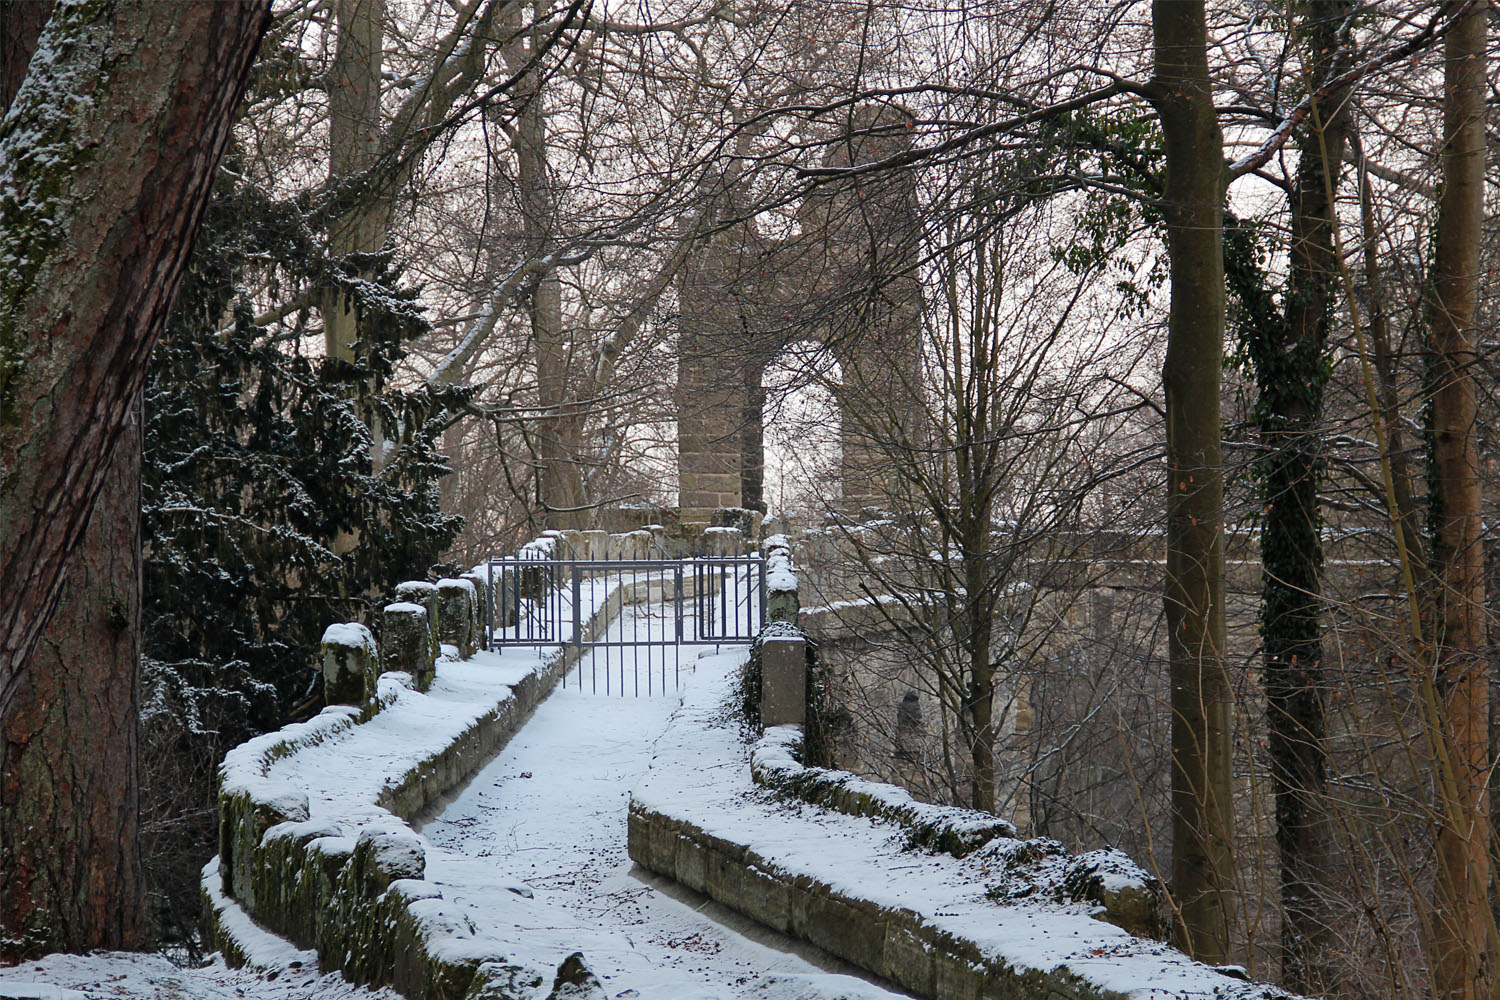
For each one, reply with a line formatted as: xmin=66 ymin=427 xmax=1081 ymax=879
xmin=643 ymin=811 xmax=679 ymax=874
xmin=739 ymin=863 xmax=791 ymax=933
xmin=383 ymin=602 xmax=437 ymax=690
xmin=802 ymin=890 xmax=887 ymax=972
xmin=674 ymin=831 xmax=709 ymax=893
xmin=711 ymin=507 xmax=764 ymax=539
xmin=321 ymin=622 xmax=377 ymax=705
xmin=558 ymin=528 xmax=585 ymax=558
xmin=766 ymin=588 xmax=799 ymax=624
xmin=760 ymin=635 xmax=806 ymax=728
xmin=545 ymin=953 xmax=606 ymax=1000
xmin=460 ymin=571 xmax=489 ymax=642
xmin=788 ymin=873 xmax=827 ymax=940
xmin=883 ymin=916 xmax=936 ymax=996
xmin=394 ymin=579 xmax=441 ymax=659
xmin=394 ymin=580 xmax=438 ymax=620
xmin=705 ymin=845 xmax=744 ymax=904
xmin=467 ymin=961 xmax=545 ymax=1000
xmin=436 ymin=578 xmax=477 ymax=659
xmin=580 ymin=530 xmax=607 ymax=560
xmin=702 ymin=526 xmax=742 ymax=557
xmin=679 ymin=521 xmax=709 ymax=556
xmin=931 ymin=930 xmax=987 ymax=1000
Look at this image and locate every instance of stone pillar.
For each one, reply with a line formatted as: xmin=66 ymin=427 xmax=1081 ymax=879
xmin=321 ymin=622 xmax=377 ymax=705
xmin=677 ymin=345 xmax=748 ymax=521
xmin=764 ymin=535 xmax=799 ymax=624
xmin=382 ymin=602 xmax=436 ymax=691
xmin=798 ymin=104 xmax=924 ymax=512
xmin=676 ymin=182 xmax=762 ymax=522
xmin=460 ymin=570 xmax=489 ymax=649
xmin=394 ymin=579 xmax=439 ymax=654
xmin=435 ymin=578 xmax=477 ymax=658
xmin=760 ymin=633 xmax=807 ymax=728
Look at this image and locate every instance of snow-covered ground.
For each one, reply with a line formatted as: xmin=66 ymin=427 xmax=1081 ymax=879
xmin=417 ymin=607 xmax=905 ymax=1000
xmin=0 ymin=951 xmax=401 ymax=1000
xmin=0 ymin=597 xmax=898 ymax=1000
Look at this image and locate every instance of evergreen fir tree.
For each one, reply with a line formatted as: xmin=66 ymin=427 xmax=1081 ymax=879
xmin=139 ymin=171 xmax=466 ymax=942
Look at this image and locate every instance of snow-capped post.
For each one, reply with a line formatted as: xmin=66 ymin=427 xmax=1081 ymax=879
xmin=320 ymin=622 xmax=377 ymax=705
xmin=382 ymin=602 xmax=436 ymax=690
xmin=394 ymin=579 xmax=440 ymax=654
xmin=763 ymin=534 xmax=799 ymax=624
xmin=703 ymin=526 xmax=742 ymax=557
xmin=460 ymin=570 xmax=489 ymax=650
xmin=435 ymin=578 xmax=477 ymax=658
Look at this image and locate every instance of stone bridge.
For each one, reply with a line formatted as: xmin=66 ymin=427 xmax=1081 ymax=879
xmin=204 ymin=516 xmax=1303 ymax=1000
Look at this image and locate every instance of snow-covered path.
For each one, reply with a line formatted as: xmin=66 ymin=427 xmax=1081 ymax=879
xmin=418 ymin=614 xmax=905 ymax=1000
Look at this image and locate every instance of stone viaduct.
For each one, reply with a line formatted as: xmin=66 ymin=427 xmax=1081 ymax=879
xmin=675 ymin=106 xmax=925 ymax=519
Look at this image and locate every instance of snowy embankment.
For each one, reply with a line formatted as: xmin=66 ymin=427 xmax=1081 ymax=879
xmin=630 ymin=651 xmax=1298 ymax=1000
xmin=207 ymin=573 xmax=628 ymax=1000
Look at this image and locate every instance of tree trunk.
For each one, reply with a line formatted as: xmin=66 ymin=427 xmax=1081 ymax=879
xmin=1150 ymin=0 xmax=1234 ymax=964
xmin=0 ymin=0 xmax=268 ymax=957
xmin=321 ymin=0 xmax=387 ymax=365
xmin=507 ymin=6 xmax=584 ymax=527
xmin=0 ymin=2 xmax=50 ymax=110
xmin=1258 ymin=4 xmax=1348 ymax=990
xmin=1428 ymin=4 xmax=1489 ymax=997
xmin=1 ymin=408 xmax=146 ymax=958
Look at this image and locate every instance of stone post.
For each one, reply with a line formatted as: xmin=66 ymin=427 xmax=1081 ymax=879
xmin=321 ymin=622 xmax=377 ymax=705
xmin=382 ymin=602 xmax=436 ymax=691
xmin=703 ymin=526 xmax=742 ymax=557
xmin=760 ymin=633 xmax=807 ymax=728
xmin=764 ymin=534 xmax=799 ymax=623
xmin=460 ymin=570 xmax=489 ymax=650
xmin=435 ymin=578 xmax=477 ymax=659
xmin=580 ymin=529 xmax=607 ymax=559
xmin=394 ymin=579 xmax=439 ymax=654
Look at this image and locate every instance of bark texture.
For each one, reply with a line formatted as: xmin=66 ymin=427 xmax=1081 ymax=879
xmin=1150 ymin=0 xmax=1233 ymax=964
xmin=1258 ymin=3 xmax=1349 ymax=989
xmin=505 ymin=4 xmax=586 ymax=527
xmin=1428 ymin=4 xmax=1489 ymax=997
xmin=1 ymin=410 xmax=145 ymax=958
xmin=321 ymin=0 xmax=388 ymax=364
xmin=0 ymin=0 xmax=269 ymax=958
xmin=0 ymin=2 xmax=50 ymax=110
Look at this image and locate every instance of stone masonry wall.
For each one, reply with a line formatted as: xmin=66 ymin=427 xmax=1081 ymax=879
xmin=206 ymin=528 xmax=662 ymax=1000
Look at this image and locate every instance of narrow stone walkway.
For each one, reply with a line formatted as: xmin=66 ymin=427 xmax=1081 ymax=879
xmin=418 ymin=608 xmax=905 ymax=1000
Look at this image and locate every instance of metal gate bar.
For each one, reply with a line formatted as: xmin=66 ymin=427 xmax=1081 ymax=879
xmin=484 ymin=553 xmax=766 ymax=695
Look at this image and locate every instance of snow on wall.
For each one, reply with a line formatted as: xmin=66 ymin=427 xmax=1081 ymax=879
xmin=750 ymin=725 xmax=1018 ymax=857
xmin=209 ymin=530 xmax=649 ymax=1000
xmin=629 ymin=651 xmax=1300 ymax=1000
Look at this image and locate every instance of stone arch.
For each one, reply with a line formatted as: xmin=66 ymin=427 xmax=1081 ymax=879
xmin=676 ymin=105 xmax=924 ymax=519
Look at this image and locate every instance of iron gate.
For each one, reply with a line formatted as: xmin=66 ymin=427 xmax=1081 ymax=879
xmin=483 ymin=553 xmax=766 ymax=694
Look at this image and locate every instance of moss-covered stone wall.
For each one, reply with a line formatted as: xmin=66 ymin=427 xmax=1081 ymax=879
xmin=205 ymin=530 xmax=654 ymax=1000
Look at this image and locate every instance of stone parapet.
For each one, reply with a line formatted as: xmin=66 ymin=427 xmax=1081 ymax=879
xmin=629 ymin=650 xmax=1300 ymax=1000
xmin=208 ymin=571 xmax=629 ymax=1000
